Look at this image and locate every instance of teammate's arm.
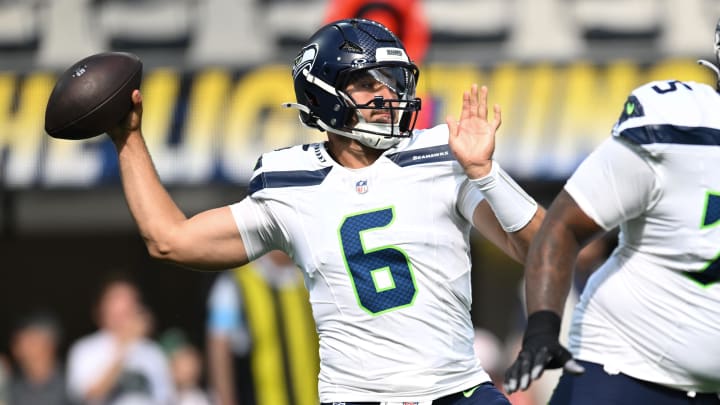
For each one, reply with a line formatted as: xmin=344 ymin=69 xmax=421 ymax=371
xmin=109 ymin=90 xmax=250 ymax=271
xmin=525 ymin=136 xmax=655 ymax=313
xmin=524 ymin=191 xmax=602 ymax=314
xmin=503 ymin=191 xmax=599 ymax=393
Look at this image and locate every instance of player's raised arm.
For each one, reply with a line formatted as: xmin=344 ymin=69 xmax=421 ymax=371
xmin=108 ymin=90 xmax=250 ymax=271
xmin=44 ymin=52 xmax=250 ymax=270
xmin=448 ymin=84 xmax=545 ymax=262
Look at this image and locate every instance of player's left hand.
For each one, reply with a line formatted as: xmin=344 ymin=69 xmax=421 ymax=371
xmin=503 ymin=311 xmax=585 ymax=394
xmin=446 ymin=84 xmax=501 ymax=179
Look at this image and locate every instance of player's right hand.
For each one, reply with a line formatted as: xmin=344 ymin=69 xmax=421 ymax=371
xmin=503 ymin=310 xmax=585 ymax=394
xmin=108 ymin=89 xmax=143 ymax=143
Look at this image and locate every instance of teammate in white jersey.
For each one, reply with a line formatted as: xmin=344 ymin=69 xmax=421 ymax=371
xmin=504 ymin=22 xmax=720 ymax=405
xmin=107 ymin=19 xmax=544 ymax=404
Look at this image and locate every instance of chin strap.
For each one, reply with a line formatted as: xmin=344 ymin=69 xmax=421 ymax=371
xmin=283 ymin=101 xmax=403 ymax=150
xmin=318 ymin=116 xmax=401 ymax=150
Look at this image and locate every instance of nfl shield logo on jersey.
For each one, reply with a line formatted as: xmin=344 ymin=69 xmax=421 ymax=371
xmin=355 ymin=180 xmax=368 ymax=194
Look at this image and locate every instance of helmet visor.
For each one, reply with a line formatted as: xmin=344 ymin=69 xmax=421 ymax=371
xmin=339 ymin=65 xmax=421 ymax=137
xmin=342 ymin=65 xmax=418 ymax=101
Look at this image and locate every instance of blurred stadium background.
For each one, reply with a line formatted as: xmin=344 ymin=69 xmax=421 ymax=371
xmin=0 ymin=0 xmax=718 ymax=399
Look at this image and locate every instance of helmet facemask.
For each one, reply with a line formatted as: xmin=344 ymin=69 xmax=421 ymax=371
xmin=325 ymin=65 xmax=421 ymax=149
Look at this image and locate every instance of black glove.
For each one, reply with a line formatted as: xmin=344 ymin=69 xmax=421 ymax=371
xmin=503 ymin=310 xmax=585 ymax=394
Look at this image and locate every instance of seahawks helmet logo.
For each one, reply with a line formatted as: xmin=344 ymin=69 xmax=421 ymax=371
xmin=293 ymin=45 xmax=317 ymax=78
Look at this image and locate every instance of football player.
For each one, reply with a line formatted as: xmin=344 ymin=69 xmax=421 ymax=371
xmin=109 ymin=19 xmax=543 ymax=404
xmin=504 ymin=19 xmax=720 ymax=405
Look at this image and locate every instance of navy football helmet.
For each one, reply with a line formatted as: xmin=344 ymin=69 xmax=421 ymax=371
xmin=285 ymin=18 xmax=421 ymax=149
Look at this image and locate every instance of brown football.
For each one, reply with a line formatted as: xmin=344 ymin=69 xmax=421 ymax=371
xmin=44 ymin=52 xmax=143 ymax=140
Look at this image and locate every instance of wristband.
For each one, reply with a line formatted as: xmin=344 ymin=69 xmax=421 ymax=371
xmin=469 ymin=161 xmax=538 ymax=232
xmin=524 ymin=310 xmax=562 ymax=345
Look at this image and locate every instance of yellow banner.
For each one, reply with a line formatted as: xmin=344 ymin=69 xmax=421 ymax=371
xmin=0 ymin=59 xmax=712 ymax=187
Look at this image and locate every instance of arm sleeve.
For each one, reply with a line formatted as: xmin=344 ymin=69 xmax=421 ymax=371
xmin=457 ymin=179 xmax=485 ymax=223
xmin=564 ymin=137 xmax=657 ymax=231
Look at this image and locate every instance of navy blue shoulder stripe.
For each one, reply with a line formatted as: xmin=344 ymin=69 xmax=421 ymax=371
xmin=620 ymin=125 xmax=720 ymax=146
xmin=386 ymin=144 xmax=455 ymax=167
xmin=248 ymin=166 xmax=333 ymax=195
xmin=252 ymin=156 xmax=263 ymax=171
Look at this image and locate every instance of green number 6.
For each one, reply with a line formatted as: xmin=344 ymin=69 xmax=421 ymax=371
xmin=338 ymin=207 xmax=418 ymax=315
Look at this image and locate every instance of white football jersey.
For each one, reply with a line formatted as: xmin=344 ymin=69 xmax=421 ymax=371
xmin=565 ymin=80 xmax=720 ymax=393
xmin=230 ymin=125 xmax=491 ymax=402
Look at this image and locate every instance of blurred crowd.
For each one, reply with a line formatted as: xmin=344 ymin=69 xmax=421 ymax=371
xmin=0 ymin=284 xmax=527 ymax=405
xmin=0 ymin=274 xmax=211 ymax=405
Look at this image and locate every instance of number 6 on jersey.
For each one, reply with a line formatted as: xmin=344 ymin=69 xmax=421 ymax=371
xmin=338 ymin=207 xmax=418 ymax=315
